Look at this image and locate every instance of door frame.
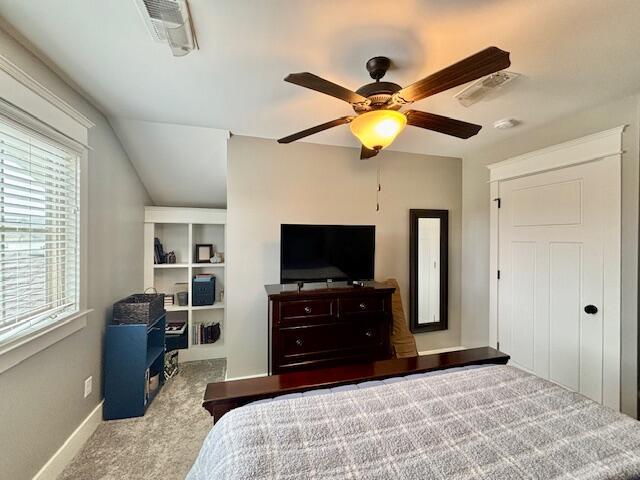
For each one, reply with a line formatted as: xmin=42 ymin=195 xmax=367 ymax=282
xmin=488 ymin=125 xmax=625 ymax=410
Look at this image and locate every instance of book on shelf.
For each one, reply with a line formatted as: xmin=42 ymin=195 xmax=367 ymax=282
xmin=166 ymin=322 xmax=186 ymax=336
xmin=192 ymin=324 xmax=200 ymax=345
xmin=154 ymin=238 xmax=165 ymax=264
xmin=192 ymin=322 xmax=220 ymax=345
xmin=164 ymin=294 xmax=174 ymax=307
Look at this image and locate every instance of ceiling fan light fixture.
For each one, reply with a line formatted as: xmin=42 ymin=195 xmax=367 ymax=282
xmin=277 ymin=47 xmax=510 ymax=155
xmin=350 ymin=110 xmax=407 ymax=150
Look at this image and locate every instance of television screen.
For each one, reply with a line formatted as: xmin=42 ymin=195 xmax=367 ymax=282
xmin=280 ymin=224 xmax=375 ymax=283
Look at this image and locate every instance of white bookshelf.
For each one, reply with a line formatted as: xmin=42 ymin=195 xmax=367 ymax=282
xmin=144 ymin=207 xmax=226 ymax=361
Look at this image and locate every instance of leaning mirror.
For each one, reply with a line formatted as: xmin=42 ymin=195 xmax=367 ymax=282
xmin=410 ymin=209 xmax=448 ymax=333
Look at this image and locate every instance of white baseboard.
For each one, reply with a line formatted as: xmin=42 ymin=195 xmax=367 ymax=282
xmin=418 ymin=346 xmax=467 ymax=356
xmin=33 ymin=400 xmax=103 ymax=480
xmin=224 ymin=371 xmax=267 ymax=382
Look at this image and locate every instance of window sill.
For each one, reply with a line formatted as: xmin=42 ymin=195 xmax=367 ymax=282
xmin=0 ymin=309 xmax=92 ymax=375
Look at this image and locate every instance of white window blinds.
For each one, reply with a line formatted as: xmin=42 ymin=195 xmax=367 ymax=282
xmin=0 ymin=118 xmax=80 ymax=343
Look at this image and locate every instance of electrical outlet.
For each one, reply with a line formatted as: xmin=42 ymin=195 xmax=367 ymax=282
xmin=84 ymin=376 xmax=92 ymax=398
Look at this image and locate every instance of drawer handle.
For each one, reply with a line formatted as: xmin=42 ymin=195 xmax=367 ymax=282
xmin=364 ymin=330 xmax=373 ymax=338
xmin=295 ymin=338 xmax=303 ymax=347
xmin=359 ymin=302 xmax=367 ymax=310
xmin=304 ymin=306 xmax=312 ymax=314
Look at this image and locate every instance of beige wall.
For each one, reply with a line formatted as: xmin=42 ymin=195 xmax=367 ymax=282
xmin=0 ymin=28 xmax=151 ymax=479
xmin=226 ymin=136 xmax=462 ymax=379
xmin=461 ymin=95 xmax=639 ymax=418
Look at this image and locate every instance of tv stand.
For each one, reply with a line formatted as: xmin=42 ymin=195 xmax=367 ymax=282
xmin=266 ymin=282 xmax=395 ymax=374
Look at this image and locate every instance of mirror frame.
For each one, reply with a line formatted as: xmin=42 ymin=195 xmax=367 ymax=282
xmin=409 ymin=209 xmax=448 ymax=333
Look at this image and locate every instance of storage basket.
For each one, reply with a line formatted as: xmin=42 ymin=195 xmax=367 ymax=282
xmin=112 ymin=288 xmax=165 ymax=325
xmin=176 ymin=291 xmax=188 ymax=306
xmin=164 ymin=350 xmax=179 ymax=379
xmin=192 ymin=277 xmax=215 ymax=306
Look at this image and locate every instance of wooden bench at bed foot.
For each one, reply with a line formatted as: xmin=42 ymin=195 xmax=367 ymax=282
xmin=202 ymin=346 xmax=509 ymax=422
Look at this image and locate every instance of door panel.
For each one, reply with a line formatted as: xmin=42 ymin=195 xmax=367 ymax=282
xmin=549 ymin=242 xmax=582 ymax=391
xmin=510 ymin=242 xmax=536 ymax=371
xmin=498 ymin=159 xmax=612 ymax=405
xmin=512 ymin=179 xmax=582 ymax=226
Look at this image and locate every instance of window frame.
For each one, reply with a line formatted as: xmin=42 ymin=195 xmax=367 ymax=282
xmin=0 ymin=97 xmax=90 ymax=374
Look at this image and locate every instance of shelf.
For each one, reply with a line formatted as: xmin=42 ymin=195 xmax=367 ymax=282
xmin=191 ymin=302 xmax=224 ymax=310
xmin=154 ymin=263 xmax=224 ymax=268
xmin=165 ymin=305 xmax=188 ymax=312
xmin=181 ymin=340 xmax=226 ymax=361
xmin=147 ymin=314 xmax=166 ymax=331
xmin=145 ymin=209 xmax=227 ymax=364
xmin=146 ymin=345 xmax=165 ymax=368
xmin=165 ymin=303 xmax=224 ymax=312
xmin=192 ymin=341 xmax=223 ymax=349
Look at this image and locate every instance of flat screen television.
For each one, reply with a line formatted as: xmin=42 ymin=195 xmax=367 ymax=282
xmin=280 ymin=224 xmax=375 ymax=284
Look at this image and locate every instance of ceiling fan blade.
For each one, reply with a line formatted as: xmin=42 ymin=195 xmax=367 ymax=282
xmin=360 ymin=145 xmax=379 ymax=160
xmin=393 ymin=47 xmax=511 ymax=104
xmin=405 ymin=110 xmax=482 ymax=139
xmin=277 ymin=116 xmax=352 ymax=144
xmin=285 ymin=73 xmax=370 ymax=106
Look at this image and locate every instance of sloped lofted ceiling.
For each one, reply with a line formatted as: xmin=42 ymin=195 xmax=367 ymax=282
xmin=1 ymin=0 xmax=640 ymax=201
xmin=109 ymin=118 xmax=228 ymax=208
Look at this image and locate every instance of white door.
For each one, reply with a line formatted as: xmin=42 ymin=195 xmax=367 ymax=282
xmin=497 ymin=156 xmax=620 ymax=407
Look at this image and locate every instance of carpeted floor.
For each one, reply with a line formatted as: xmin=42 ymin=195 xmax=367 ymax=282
xmin=60 ymin=359 xmax=226 ymax=480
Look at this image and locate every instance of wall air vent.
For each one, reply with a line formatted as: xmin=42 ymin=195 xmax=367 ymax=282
xmin=454 ymin=71 xmax=518 ymax=107
xmin=134 ymin=0 xmax=198 ymax=56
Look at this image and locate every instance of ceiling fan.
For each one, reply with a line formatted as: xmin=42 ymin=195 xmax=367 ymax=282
xmin=277 ymin=47 xmax=511 ymax=159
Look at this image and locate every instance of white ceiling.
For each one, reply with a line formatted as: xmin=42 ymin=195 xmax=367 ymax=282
xmin=1 ymin=0 xmax=640 ymax=159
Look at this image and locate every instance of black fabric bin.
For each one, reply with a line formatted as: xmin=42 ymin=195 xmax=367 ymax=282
xmin=192 ymin=277 xmax=215 ymax=306
xmin=112 ymin=293 xmax=165 ymax=325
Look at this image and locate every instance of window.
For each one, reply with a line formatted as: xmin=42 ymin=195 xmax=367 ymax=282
xmin=0 ymin=118 xmax=80 ymax=345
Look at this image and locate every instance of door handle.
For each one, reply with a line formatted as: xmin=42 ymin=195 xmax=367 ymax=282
xmin=584 ymin=305 xmax=598 ymax=314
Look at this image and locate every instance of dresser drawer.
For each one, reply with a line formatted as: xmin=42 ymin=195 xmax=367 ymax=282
xmin=280 ymin=299 xmax=333 ymax=321
xmin=338 ymin=296 xmax=385 ymax=316
xmin=279 ymin=320 xmax=385 ymax=359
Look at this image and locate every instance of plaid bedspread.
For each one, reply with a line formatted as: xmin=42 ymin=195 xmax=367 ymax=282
xmin=187 ymin=365 xmax=640 ymax=479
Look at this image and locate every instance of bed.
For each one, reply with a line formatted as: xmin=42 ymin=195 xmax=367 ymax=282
xmin=188 ymin=358 xmax=640 ymax=479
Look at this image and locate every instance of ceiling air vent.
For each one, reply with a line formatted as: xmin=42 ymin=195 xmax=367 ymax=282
xmin=454 ymin=71 xmax=518 ymax=107
xmin=134 ymin=0 xmax=198 ymax=56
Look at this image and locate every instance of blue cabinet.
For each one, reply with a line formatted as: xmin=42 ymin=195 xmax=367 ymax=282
xmin=104 ymin=314 xmax=166 ymax=420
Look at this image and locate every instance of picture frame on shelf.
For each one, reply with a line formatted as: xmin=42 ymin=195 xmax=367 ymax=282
xmin=195 ymin=244 xmax=214 ymax=263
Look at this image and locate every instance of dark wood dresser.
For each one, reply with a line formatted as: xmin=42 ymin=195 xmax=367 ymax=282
xmin=266 ymin=282 xmax=395 ymax=374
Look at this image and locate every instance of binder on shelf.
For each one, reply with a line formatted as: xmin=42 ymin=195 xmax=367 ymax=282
xmin=194 ymin=322 xmax=221 ymax=345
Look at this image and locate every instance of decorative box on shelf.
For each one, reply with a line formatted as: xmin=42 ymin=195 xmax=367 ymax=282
xmin=192 ymin=275 xmax=215 ymax=306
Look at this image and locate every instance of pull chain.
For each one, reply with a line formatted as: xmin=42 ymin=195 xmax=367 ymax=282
xmin=376 ymin=157 xmax=382 ymax=212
